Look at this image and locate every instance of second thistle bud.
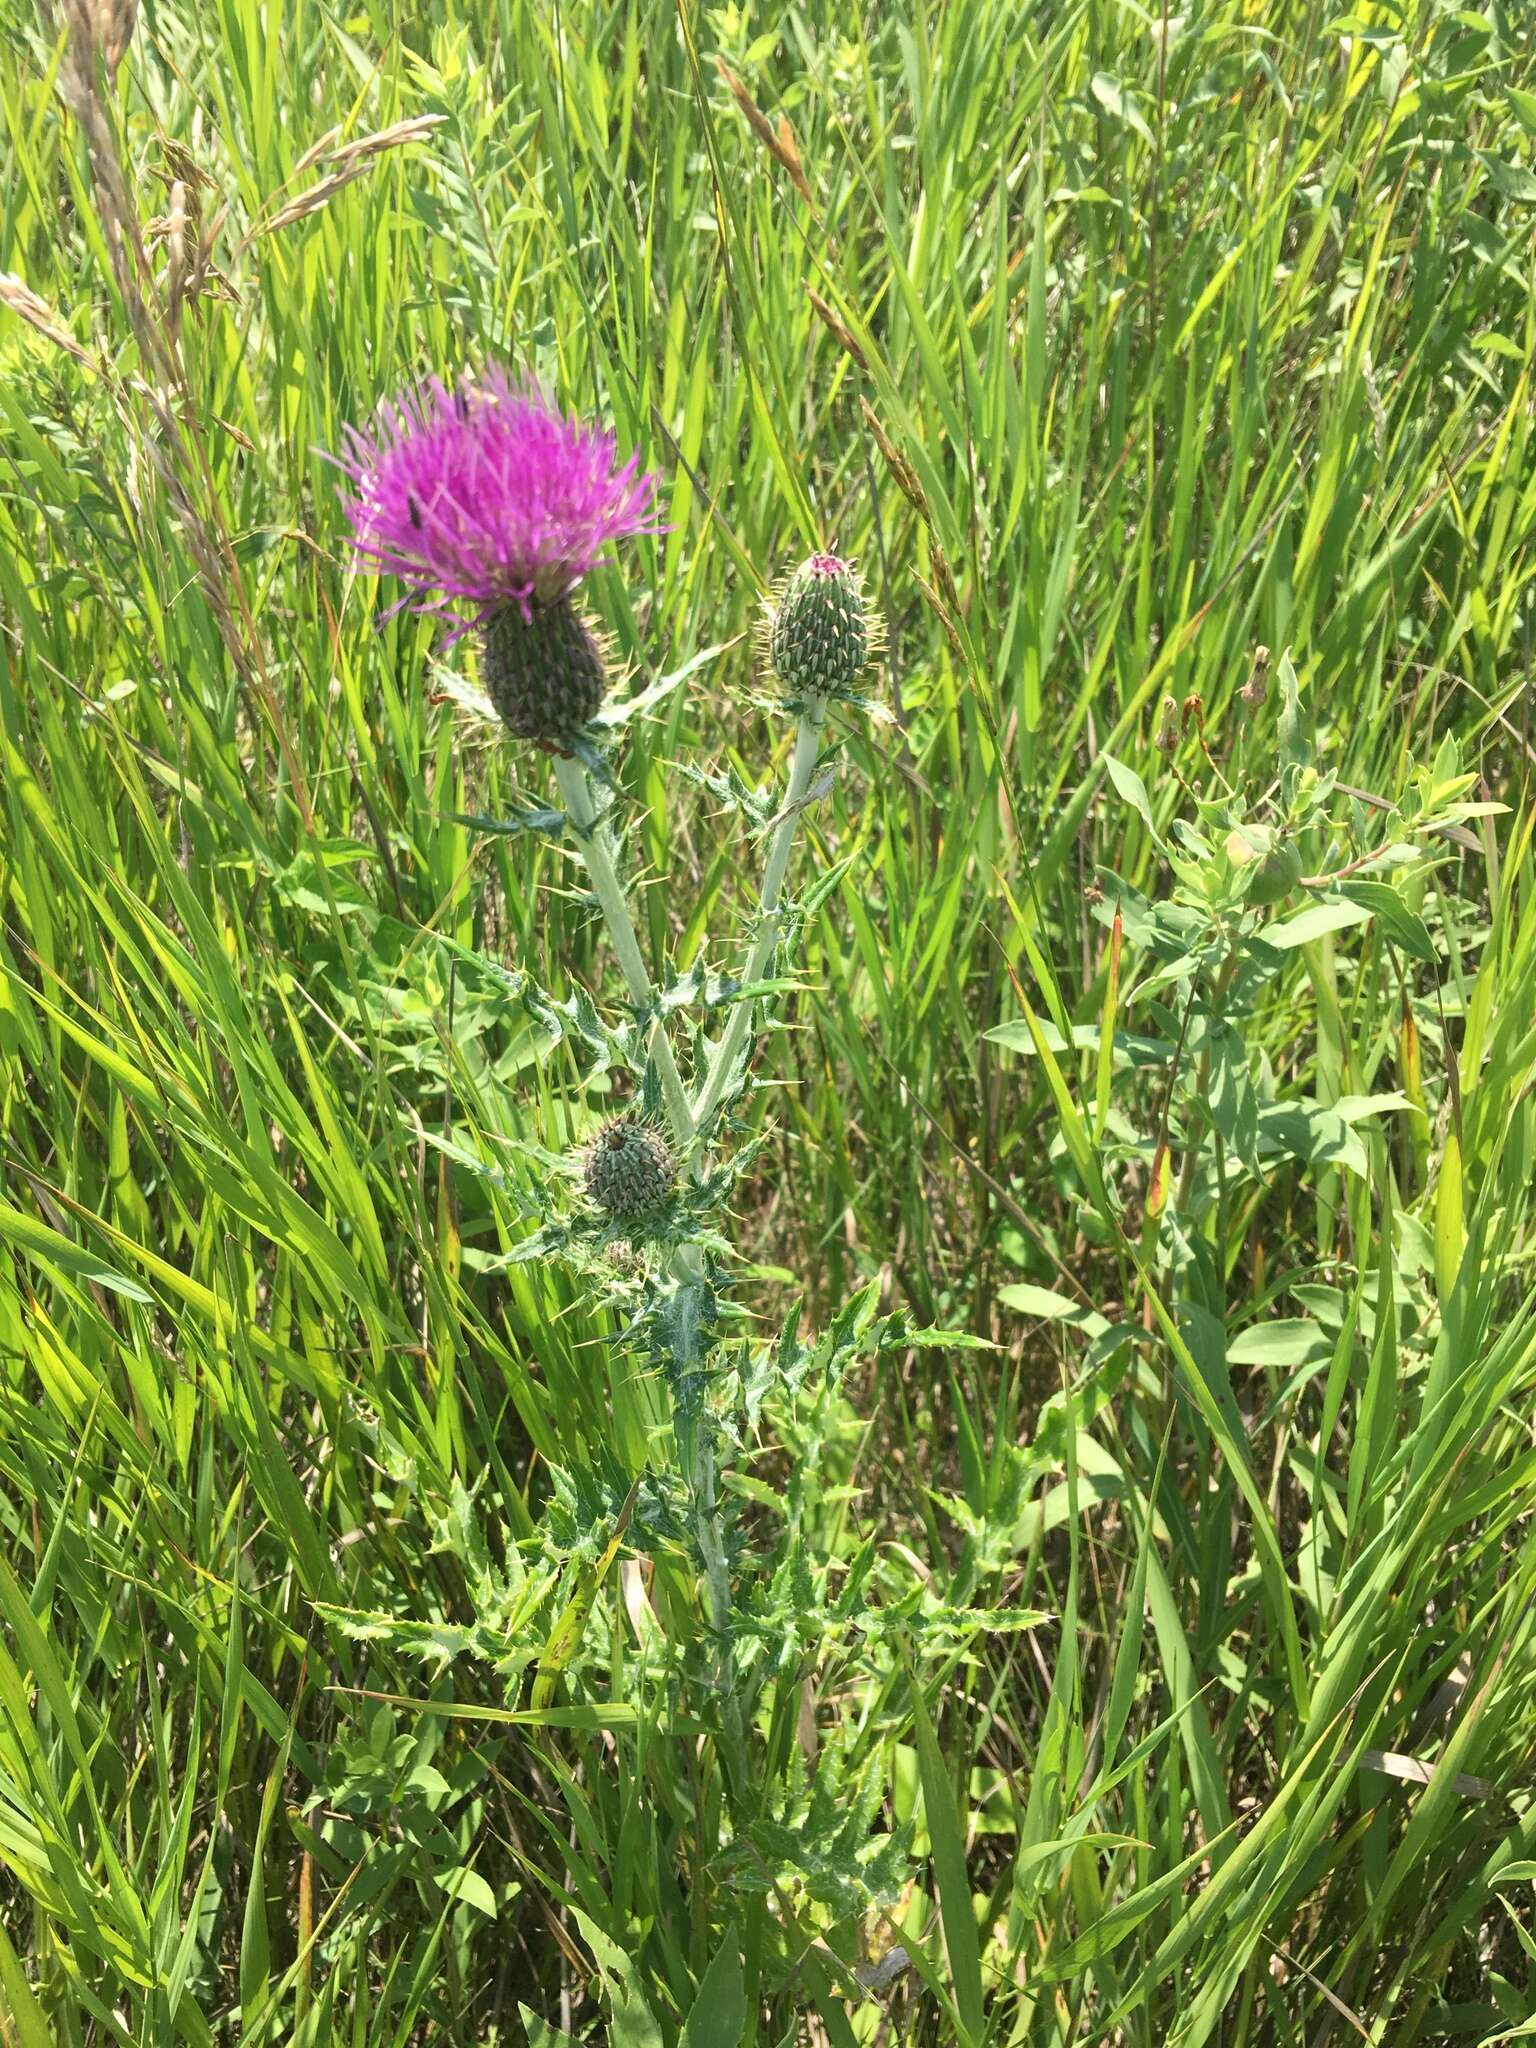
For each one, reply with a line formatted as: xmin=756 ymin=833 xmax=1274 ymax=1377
xmin=483 ymin=594 xmax=606 ymax=754
xmin=766 ymin=553 xmax=873 ymax=700
xmin=584 ymin=1118 xmax=676 ymax=1221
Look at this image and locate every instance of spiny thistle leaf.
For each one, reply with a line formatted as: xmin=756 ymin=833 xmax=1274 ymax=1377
xmin=447 ymin=800 xmax=567 ymax=837
xmin=645 ymin=1273 xmax=720 ymax=1418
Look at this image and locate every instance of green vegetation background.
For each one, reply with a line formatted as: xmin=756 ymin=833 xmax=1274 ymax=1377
xmin=2 ymin=0 xmax=1536 ymax=2041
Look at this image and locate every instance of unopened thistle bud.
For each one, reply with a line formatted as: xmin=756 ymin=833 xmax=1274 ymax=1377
xmin=583 ymin=1118 xmax=676 ymax=1220
xmin=764 ymin=553 xmax=877 ymax=700
xmin=483 ymin=596 xmax=607 ymax=752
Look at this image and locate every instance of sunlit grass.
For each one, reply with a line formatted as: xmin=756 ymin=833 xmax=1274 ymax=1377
xmin=2 ymin=0 xmax=1536 ymax=2040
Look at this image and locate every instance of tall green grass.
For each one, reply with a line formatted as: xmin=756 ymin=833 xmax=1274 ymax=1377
xmin=2 ymin=0 xmax=1536 ymax=2039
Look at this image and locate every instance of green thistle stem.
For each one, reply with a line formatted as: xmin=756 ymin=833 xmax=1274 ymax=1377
xmin=677 ymin=698 xmax=832 ymax=1798
xmin=690 ymin=697 xmax=828 ymax=1139
xmin=553 ymin=699 xmax=829 ymax=1806
xmin=550 ymin=753 xmax=746 ymax=1782
xmin=551 ymin=754 xmax=696 ymax=1157
xmin=676 ymin=1414 xmax=745 ymax=1782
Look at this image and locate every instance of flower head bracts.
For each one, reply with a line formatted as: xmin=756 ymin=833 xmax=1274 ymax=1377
xmin=492 ymin=1114 xmax=757 ymax=1271
xmin=584 ymin=1117 xmax=677 ymax=1221
xmin=334 ymin=368 xmax=659 ymax=641
xmin=761 ymin=552 xmax=883 ymax=704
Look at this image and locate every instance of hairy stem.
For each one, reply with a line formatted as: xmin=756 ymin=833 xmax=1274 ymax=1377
xmin=554 ymin=706 xmax=827 ymax=1806
xmin=552 ymin=753 xmax=695 ymax=1156
xmin=676 ymin=1416 xmax=746 ymax=1778
xmin=551 ymin=751 xmax=745 ymax=1778
xmin=690 ymin=699 xmax=827 ymax=1141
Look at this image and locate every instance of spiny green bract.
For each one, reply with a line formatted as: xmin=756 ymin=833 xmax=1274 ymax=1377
xmin=765 ymin=554 xmax=873 ymax=699
xmin=482 ymin=594 xmax=606 ymax=753
xmin=584 ymin=1118 xmax=676 ymax=1219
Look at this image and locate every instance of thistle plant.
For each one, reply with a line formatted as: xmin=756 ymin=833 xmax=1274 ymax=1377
xmin=332 ymin=372 xmax=946 ymax=1996
xmin=335 ymin=366 xmax=657 ymax=748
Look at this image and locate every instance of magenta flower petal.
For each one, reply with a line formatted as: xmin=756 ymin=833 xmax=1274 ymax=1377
xmin=331 ymin=367 xmax=659 ymax=635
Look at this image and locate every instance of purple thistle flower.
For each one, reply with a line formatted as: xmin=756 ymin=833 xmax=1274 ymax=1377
xmin=333 ymin=367 xmax=658 ymax=643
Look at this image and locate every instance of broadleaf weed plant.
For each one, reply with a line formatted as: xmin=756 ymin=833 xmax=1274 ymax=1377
xmin=1078 ymin=650 xmax=1504 ymax=1311
xmin=332 ymin=367 xmax=944 ymax=2017
xmin=991 ymin=652 xmax=1512 ymax=1733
